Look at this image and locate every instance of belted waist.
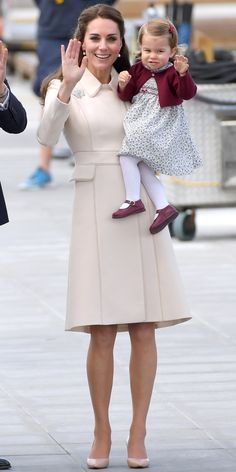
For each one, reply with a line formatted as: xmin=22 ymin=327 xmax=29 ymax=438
xmin=73 ymin=150 xmax=119 ymax=165
xmin=71 ymin=151 xmax=120 ymax=182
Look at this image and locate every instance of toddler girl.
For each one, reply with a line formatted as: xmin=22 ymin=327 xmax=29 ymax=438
xmin=112 ymin=18 xmax=201 ymax=234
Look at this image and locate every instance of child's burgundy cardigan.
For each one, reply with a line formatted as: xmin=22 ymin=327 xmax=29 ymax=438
xmin=117 ymin=61 xmax=197 ymax=107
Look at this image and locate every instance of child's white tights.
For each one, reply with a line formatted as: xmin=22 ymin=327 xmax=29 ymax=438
xmin=119 ymin=155 xmax=168 ymax=210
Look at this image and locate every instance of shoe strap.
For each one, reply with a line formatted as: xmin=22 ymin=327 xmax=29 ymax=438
xmin=125 ymin=200 xmax=135 ymax=206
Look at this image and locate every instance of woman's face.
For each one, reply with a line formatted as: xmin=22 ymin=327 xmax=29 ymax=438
xmin=82 ymin=17 xmax=122 ymax=78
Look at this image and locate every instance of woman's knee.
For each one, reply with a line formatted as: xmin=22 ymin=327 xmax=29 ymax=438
xmin=128 ymin=323 xmax=156 ymax=345
xmin=90 ymin=325 xmax=117 ymax=349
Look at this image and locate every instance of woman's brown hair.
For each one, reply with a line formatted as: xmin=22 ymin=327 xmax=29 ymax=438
xmin=41 ymin=3 xmax=130 ymax=101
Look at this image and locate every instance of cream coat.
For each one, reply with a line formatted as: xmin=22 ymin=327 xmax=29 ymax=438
xmin=38 ymin=68 xmax=191 ymax=333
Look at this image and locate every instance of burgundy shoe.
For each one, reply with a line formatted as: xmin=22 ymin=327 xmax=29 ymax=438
xmin=112 ymin=199 xmax=146 ymax=219
xmin=149 ymin=204 xmax=179 ymax=234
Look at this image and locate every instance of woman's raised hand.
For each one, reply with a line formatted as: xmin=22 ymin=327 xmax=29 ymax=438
xmin=61 ymin=39 xmax=88 ymax=86
xmin=58 ymin=39 xmax=88 ymax=103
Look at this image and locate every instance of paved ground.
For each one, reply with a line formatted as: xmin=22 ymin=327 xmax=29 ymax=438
xmin=0 ymin=76 xmax=236 ymax=471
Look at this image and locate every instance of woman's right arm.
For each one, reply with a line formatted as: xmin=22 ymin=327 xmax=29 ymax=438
xmin=38 ymin=39 xmax=87 ymax=146
xmin=37 ymin=80 xmax=71 ymax=146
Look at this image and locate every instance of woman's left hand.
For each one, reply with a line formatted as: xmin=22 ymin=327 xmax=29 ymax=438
xmin=174 ymin=54 xmax=189 ymax=76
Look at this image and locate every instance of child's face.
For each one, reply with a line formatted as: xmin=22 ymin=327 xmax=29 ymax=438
xmin=140 ymin=34 xmax=176 ymax=70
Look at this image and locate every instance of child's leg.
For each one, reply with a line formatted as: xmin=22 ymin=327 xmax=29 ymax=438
xmin=119 ymin=155 xmax=141 ymax=201
xmin=138 ymin=162 xmax=168 ymax=209
xmin=112 ymin=155 xmax=145 ymax=219
xmin=138 ymin=162 xmax=178 ymax=234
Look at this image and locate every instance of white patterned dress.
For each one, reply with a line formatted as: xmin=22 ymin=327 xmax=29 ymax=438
xmin=118 ymin=75 xmax=202 ymax=175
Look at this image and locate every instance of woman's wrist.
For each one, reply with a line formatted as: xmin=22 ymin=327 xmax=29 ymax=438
xmin=57 ymin=80 xmax=75 ymax=103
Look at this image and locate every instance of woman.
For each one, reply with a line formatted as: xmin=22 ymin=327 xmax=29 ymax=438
xmin=38 ymin=4 xmax=191 ymax=469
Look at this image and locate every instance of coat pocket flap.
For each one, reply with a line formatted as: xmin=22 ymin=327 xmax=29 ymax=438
xmin=70 ymin=164 xmax=96 ymax=182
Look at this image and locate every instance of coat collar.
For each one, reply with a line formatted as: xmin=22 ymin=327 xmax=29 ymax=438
xmin=74 ymin=67 xmax=118 ymax=97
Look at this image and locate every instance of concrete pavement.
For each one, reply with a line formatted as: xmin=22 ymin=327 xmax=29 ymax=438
xmin=0 ymin=75 xmax=236 ymax=471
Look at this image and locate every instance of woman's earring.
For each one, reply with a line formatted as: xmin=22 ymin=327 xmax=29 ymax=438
xmin=118 ymin=53 xmax=121 ymax=58
xmin=82 ymin=50 xmax=86 ymax=56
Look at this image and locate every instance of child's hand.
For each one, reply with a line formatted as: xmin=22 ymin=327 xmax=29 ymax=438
xmin=174 ymin=55 xmax=189 ymax=76
xmin=118 ymin=71 xmax=131 ymax=90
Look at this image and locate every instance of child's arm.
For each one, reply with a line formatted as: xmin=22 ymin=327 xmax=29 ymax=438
xmin=118 ymin=71 xmax=132 ymax=90
xmin=173 ymin=55 xmax=189 ymax=77
xmin=117 ymin=70 xmax=137 ymax=101
xmin=172 ymin=55 xmax=197 ymax=100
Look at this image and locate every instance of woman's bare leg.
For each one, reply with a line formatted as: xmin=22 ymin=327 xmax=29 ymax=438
xmin=87 ymin=325 xmax=118 ymax=458
xmin=128 ymin=323 xmax=157 ymax=458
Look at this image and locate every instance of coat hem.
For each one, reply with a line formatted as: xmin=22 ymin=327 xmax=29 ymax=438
xmin=65 ymin=316 xmax=192 ymax=334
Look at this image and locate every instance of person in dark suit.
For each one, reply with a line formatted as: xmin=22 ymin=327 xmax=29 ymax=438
xmin=0 ymin=39 xmax=27 ymax=469
xmin=0 ymin=40 xmax=27 ymax=228
xmin=0 ymin=40 xmax=27 ymax=471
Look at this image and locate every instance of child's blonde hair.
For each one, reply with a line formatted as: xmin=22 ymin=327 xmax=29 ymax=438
xmin=138 ymin=18 xmax=178 ymax=50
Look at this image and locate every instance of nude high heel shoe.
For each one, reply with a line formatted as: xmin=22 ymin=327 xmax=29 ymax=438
xmin=127 ymin=457 xmax=149 ymax=468
xmin=86 ymin=457 xmax=109 ymax=469
xmin=87 ymin=436 xmax=111 ymax=469
xmin=126 ymin=437 xmax=149 ymax=468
